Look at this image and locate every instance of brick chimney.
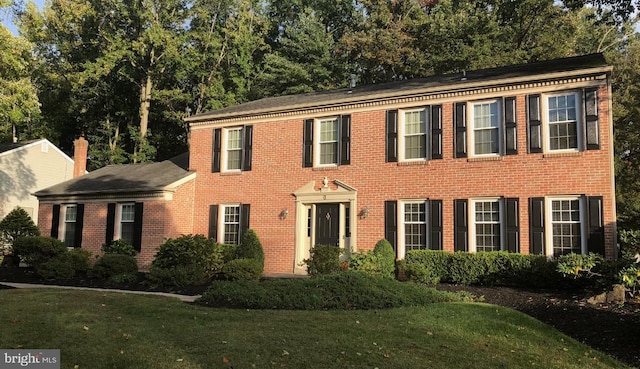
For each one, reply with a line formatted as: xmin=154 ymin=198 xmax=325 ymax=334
xmin=73 ymin=136 xmax=88 ymax=178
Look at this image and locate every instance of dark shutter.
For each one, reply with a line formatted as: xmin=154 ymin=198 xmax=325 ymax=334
xmin=429 ymin=199 xmax=443 ymax=250
xmin=529 ymin=197 xmax=545 ymax=255
xmin=74 ymin=204 xmax=85 ymax=248
xmin=431 ymin=105 xmax=443 ymax=160
xmin=504 ymin=97 xmax=517 ymax=155
xmin=208 ymin=205 xmax=218 ymax=241
xmin=504 ymin=198 xmax=519 ymax=253
xmin=584 ymin=88 xmax=600 ymax=150
xmin=240 ymin=204 xmax=251 ymax=242
xmin=587 ymin=196 xmax=605 ymax=255
xmin=527 ymin=94 xmax=542 ymax=153
xmin=51 ymin=205 xmax=60 ymax=238
xmin=384 ymin=200 xmax=398 ymax=254
xmin=303 ymin=119 xmax=314 ymax=167
xmin=133 ymin=202 xmax=144 ymax=252
xmin=454 ymin=102 xmax=467 ymax=158
xmin=340 ymin=115 xmax=351 ymax=165
xmin=242 ymin=125 xmax=253 ymax=171
xmin=105 ymin=203 xmax=116 ymax=245
xmin=453 ymin=199 xmax=468 ymax=251
xmin=212 ymin=128 xmax=221 ymax=173
xmin=386 ymin=110 xmax=398 ymax=162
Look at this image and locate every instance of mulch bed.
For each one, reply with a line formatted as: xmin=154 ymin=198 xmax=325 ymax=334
xmin=0 ymin=267 xmax=638 ymax=368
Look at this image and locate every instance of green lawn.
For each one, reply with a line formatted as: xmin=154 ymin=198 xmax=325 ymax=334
xmin=0 ymin=289 xmax=629 ymax=369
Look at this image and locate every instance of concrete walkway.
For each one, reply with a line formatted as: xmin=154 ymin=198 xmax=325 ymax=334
xmin=0 ymin=282 xmax=201 ymax=303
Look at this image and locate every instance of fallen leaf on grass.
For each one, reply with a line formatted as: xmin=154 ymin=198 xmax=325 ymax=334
xmin=83 ymin=326 xmax=89 ymax=331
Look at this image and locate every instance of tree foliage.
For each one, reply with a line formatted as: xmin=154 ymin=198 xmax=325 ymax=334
xmin=0 ymin=207 xmax=40 ymax=245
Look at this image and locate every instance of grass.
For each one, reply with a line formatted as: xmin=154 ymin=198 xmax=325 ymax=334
xmin=0 ymin=289 xmax=630 ymax=369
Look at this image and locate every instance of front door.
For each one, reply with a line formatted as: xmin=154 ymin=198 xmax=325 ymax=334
xmin=315 ymin=203 xmax=340 ymax=246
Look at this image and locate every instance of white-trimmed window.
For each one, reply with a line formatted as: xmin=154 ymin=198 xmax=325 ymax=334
xmin=222 ymin=204 xmax=241 ymax=244
xmin=399 ymin=108 xmax=428 ymax=161
xmin=119 ymin=203 xmax=136 ymax=245
xmin=224 ymin=127 xmax=243 ymax=171
xmin=317 ymin=117 xmax=339 ymax=165
xmin=398 ymin=200 xmax=427 ymax=259
xmin=545 ymin=92 xmax=580 ymax=151
xmin=470 ymin=100 xmax=501 ymax=156
xmin=62 ymin=205 xmax=77 ymax=247
xmin=546 ymin=197 xmax=584 ymax=256
xmin=470 ymin=199 xmax=502 ymax=252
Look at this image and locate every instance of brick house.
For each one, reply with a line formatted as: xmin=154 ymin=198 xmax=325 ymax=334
xmin=35 ymin=145 xmax=195 ymax=269
xmin=35 ymin=53 xmax=616 ymax=274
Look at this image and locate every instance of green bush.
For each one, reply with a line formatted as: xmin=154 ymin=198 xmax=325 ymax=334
xmin=219 ymin=243 xmax=237 ymax=263
xmin=373 ymin=239 xmax=395 ymax=278
xmin=198 ymin=270 xmax=463 ymax=310
xmin=236 ymin=229 xmax=265 ymax=270
xmin=34 ymin=249 xmax=91 ymax=280
xmin=12 ymin=236 xmax=67 ymax=267
xmin=303 ymin=244 xmax=344 ymax=277
xmin=0 ymin=207 xmax=40 ymax=245
xmin=148 ymin=234 xmax=223 ymax=287
xmin=556 ymin=253 xmax=604 ymax=279
xmin=90 ymin=253 xmax=138 ymax=280
xmin=101 ymin=239 xmax=137 ymax=257
xmin=405 ymin=250 xmax=451 ymax=283
xmin=221 ymin=258 xmax=263 ymax=281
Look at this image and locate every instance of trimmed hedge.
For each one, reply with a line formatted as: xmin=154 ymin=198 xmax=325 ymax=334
xmin=404 ymin=250 xmax=560 ymax=288
xmin=198 ymin=270 xmax=464 ymax=310
xmin=12 ymin=236 xmax=67 ymax=267
xmin=90 ymin=253 xmax=138 ymax=281
xmin=221 ymin=258 xmax=262 ymax=281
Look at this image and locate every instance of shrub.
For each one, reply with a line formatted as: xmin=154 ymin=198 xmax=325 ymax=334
xmin=236 ymin=229 xmax=265 ymax=269
xmin=219 ymin=243 xmax=237 ymax=263
xmin=373 ymin=239 xmax=395 ymax=278
xmin=12 ymin=236 xmax=67 ymax=267
xmin=405 ymin=250 xmax=451 ymax=284
xmin=0 ymin=207 xmax=40 ymax=245
xmin=221 ymin=258 xmax=263 ymax=281
xmin=33 ymin=248 xmax=91 ymax=280
xmin=556 ymin=253 xmax=604 ymax=279
xmin=198 ymin=270 xmax=463 ymax=310
xmin=148 ymin=234 xmax=222 ymax=287
xmin=101 ymin=239 xmax=136 ymax=257
xmin=90 ymin=253 xmax=138 ymax=281
xmin=303 ymin=244 xmax=344 ymax=277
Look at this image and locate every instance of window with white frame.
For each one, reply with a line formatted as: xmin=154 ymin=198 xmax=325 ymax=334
xmin=400 ymin=109 xmax=427 ymax=161
xmin=62 ymin=205 xmax=77 ymax=247
xmin=471 ymin=199 xmax=501 ymax=252
xmin=224 ymin=127 xmax=243 ymax=171
xmin=402 ymin=201 xmax=427 ymax=253
xmin=546 ymin=92 xmax=579 ymax=151
xmin=548 ymin=197 xmax=583 ymax=256
xmin=119 ymin=203 xmax=136 ymax=245
xmin=317 ymin=118 xmax=339 ymax=165
xmin=223 ymin=205 xmax=241 ymax=244
xmin=471 ymin=100 xmax=501 ymax=156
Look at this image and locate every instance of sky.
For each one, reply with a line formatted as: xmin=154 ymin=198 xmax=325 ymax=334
xmin=1 ymin=0 xmax=44 ymax=35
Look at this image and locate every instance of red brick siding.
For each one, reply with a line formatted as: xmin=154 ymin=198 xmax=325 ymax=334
xmin=190 ymin=84 xmax=616 ymax=274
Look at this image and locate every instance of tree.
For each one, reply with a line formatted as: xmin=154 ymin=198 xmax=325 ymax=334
xmin=0 ymin=207 xmax=40 ymax=246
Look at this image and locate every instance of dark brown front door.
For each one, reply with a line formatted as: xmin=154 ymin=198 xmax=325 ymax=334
xmin=315 ymin=203 xmax=340 ymax=246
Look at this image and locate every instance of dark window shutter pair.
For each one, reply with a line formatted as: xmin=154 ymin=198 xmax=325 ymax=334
xmin=454 ymin=198 xmax=519 ymax=252
xmin=384 ymin=200 xmax=443 ymax=256
xmin=208 ymin=204 xmax=251 ymax=244
xmin=105 ymin=202 xmax=142 ymax=252
xmin=303 ymin=116 xmax=351 ymax=167
xmin=212 ymin=126 xmax=253 ymax=172
xmin=51 ymin=204 xmax=85 ymax=248
xmin=386 ymin=106 xmax=442 ymax=162
xmin=454 ymin=103 xmax=467 ymax=158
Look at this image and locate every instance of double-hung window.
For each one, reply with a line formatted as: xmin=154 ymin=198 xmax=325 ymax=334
xmin=303 ymin=115 xmax=351 ymax=168
xmin=119 ymin=203 xmax=136 ymax=245
xmin=223 ymin=205 xmax=241 ymax=244
xmin=471 ymin=100 xmax=501 ymax=156
xmin=471 ymin=199 xmax=501 ymax=252
xmin=208 ymin=203 xmax=250 ymax=245
xmin=547 ymin=93 xmax=579 ymax=151
xmin=212 ymin=126 xmax=253 ymax=173
xmin=63 ymin=205 xmax=77 ymax=247
xmin=403 ymin=201 xmax=427 ymax=252
xmin=401 ymin=109 xmax=427 ymax=160
xmin=385 ymin=199 xmax=443 ymax=259
xmin=549 ymin=197 xmax=583 ymax=256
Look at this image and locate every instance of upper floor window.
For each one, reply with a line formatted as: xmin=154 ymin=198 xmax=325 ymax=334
xmin=471 ymin=101 xmax=501 ymax=156
xmin=212 ymin=125 xmax=253 ymax=173
xmin=386 ymin=105 xmax=443 ymax=163
xmin=303 ymin=115 xmax=350 ymax=168
xmin=527 ymin=88 xmax=600 ymax=153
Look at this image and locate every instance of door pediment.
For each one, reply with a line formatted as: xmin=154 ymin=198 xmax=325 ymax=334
xmin=293 ymin=177 xmax=357 ymax=202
